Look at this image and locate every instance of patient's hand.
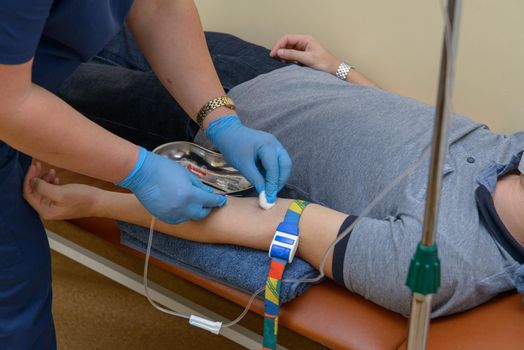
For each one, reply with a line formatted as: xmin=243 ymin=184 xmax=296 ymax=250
xmin=23 ymin=162 xmax=101 ymax=220
xmin=270 ymin=34 xmax=341 ymax=75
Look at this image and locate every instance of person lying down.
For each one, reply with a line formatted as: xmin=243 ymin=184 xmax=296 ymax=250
xmin=27 ymin=32 xmax=524 ymax=318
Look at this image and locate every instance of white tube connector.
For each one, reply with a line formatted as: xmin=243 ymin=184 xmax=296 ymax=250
xmin=189 ymin=315 xmax=222 ymax=335
xmin=258 ymin=190 xmax=276 ymax=210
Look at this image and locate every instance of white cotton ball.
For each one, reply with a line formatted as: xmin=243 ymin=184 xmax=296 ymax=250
xmin=258 ymin=190 xmax=276 ymax=210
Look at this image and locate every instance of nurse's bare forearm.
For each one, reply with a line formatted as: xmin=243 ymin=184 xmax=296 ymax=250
xmin=0 ymin=65 xmax=137 ymax=182
xmin=94 ymin=191 xmax=345 ymax=278
xmin=127 ymin=0 xmax=231 ymax=129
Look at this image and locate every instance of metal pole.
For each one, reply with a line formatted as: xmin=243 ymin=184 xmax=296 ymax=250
xmin=406 ymin=1 xmax=462 ymax=349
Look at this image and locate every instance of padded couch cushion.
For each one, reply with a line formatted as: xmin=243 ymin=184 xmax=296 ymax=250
xmin=398 ymin=292 xmax=524 ymax=350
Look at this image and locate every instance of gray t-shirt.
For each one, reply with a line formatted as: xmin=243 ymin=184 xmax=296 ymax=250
xmin=196 ymin=65 xmax=524 ymax=317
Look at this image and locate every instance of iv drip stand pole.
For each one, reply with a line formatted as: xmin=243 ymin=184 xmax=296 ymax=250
xmin=406 ymin=1 xmax=462 ymax=349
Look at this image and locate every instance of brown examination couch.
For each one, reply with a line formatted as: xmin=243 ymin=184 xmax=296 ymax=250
xmin=45 ymin=165 xmax=524 ymax=350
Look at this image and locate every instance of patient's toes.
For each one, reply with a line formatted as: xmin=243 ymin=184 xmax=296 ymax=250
xmin=43 ymin=169 xmax=57 ymax=183
xmin=23 ymin=168 xmax=38 ymax=202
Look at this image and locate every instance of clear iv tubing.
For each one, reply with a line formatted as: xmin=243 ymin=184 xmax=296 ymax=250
xmin=282 ymin=146 xmax=433 ymax=285
xmin=143 ymin=144 xmax=433 ymax=330
xmin=289 ymin=0 xmax=458 ymax=286
xmin=143 ymin=217 xmax=188 ymax=320
xmin=143 ymin=0 xmax=456 ymax=330
xmin=144 ymin=216 xmax=266 ymax=328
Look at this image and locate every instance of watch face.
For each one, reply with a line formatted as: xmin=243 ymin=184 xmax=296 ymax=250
xmin=225 ymin=97 xmax=235 ymax=108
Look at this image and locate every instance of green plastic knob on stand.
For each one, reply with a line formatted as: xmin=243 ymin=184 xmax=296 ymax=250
xmin=406 ymin=242 xmax=441 ymax=295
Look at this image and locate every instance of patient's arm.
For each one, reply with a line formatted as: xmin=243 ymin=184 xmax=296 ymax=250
xmin=24 ymin=163 xmax=347 ymax=278
xmin=269 ymin=34 xmax=378 ymax=88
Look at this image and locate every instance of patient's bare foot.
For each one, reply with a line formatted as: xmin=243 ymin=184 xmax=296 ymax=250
xmin=23 ymin=162 xmax=102 ymax=220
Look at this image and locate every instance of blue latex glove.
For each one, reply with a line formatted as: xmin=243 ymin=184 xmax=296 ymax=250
xmin=116 ymin=147 xmax=227 ymax=224
xmin=206 ymin=115 xmax=292 ymax=203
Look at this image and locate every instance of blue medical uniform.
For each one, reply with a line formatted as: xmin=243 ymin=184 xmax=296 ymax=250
xmin=0 ymin=1 xmax=133 ymax=348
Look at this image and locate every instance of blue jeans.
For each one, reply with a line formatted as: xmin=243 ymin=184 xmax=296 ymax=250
xmin=58 ymin=28 xmax=288 ymax=150
xmin=0 ymin=142 xmax=56 ymax=349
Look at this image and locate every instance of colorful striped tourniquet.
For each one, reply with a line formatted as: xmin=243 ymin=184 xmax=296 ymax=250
xmin=262 ymin=200 xmax=310 ymax=350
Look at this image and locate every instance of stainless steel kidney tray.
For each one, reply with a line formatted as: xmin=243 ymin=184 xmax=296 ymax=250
xmin=153 ymin=141 xmax=253 ymax=195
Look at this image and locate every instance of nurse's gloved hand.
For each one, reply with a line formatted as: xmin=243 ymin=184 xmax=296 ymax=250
xmin=206 ymin=115 xmax=292 ymax=203
xmin=116 ymin=147 xmax=227 ymax=224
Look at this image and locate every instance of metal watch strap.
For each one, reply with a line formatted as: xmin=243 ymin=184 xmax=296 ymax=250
xmin=335 ymin=62 xmax=352 ymax=81
xmin=196 ymin=96 xmax=236 ymax=129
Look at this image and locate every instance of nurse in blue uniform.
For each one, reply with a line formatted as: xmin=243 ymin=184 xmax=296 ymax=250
xmin=0 ymin=1 xmax=291 ymax=348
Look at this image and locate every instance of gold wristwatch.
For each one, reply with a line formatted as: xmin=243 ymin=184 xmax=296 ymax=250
xmin=196 ymin=96 xmax=236 ymax=129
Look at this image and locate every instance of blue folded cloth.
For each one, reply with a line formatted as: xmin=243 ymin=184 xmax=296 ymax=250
xmin=118 ymin=221 xmax=321 ymax=303
xmin=516 ymin=264 xmax=524 ymax=302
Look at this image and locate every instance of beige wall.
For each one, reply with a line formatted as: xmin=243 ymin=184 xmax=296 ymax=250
xmin=195 ymin=0 xmax=524 ymax=133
